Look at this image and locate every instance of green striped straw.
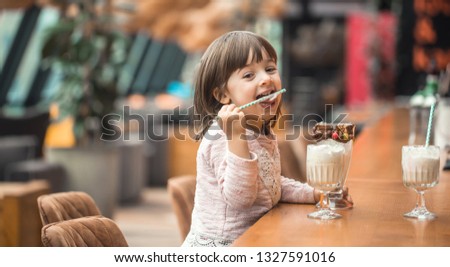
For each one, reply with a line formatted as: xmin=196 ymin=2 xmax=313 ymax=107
xmin=239 ymin=88 xmax=286 ymax=110
xmin=425 ymin=102 xmax=436 ymax=147
xmin=215 ymin=89 xmax=286 ymax=121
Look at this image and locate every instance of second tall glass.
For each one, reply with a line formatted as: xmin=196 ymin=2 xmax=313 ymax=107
xmin=402 ymin=145 xmax=440 ymax=220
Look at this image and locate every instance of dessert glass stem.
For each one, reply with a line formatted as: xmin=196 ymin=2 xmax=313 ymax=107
xmin=308 ymin=191 xmax=341 ymax=220
xmin=416 ymin=190 xmax=427 ymax=212
xmin=404 ymin=190 xmax=436 ymax=219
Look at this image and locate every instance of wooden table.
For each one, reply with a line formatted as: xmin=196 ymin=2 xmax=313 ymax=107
xmin=233 ymin=107 xmax=450 ymax=246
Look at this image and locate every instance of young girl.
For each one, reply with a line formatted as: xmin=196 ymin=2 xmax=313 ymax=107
xmin=183 ymin=31 xmax=351 ymax=247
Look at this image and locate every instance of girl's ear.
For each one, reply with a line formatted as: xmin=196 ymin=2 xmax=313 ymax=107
xmin=213 ymin=87 xmax=231 ymax=104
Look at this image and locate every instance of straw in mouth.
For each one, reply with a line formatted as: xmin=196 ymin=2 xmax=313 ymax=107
xmin=214 ymin=88 xmax=287 ymax=121
xmin=238 ymin=88 xmax=286 ymax=110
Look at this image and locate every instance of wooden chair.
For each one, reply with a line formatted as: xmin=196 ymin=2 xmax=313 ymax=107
xmin=167 ymin=175 xmax=196 ymax=242
xmin=277 ymin=127 xmax=315 ymax=183
xmin=41 ymin=215 xmax=128 ymax=247
xmin=37 ymin=191 xmax=101 ymax=226
xmin=0 ymin=180 xmax=50 ymax=246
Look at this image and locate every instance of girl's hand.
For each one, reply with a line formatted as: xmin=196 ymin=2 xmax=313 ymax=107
xmin=217 ymin=104 xmax=246 ymax=140
xmin=313 ymin=188 xmax=321 ymax=203
xmin=313 ymin=186 xmax=353 ymax=206
xmin=341 ymin=186 xmax=353 ymax=206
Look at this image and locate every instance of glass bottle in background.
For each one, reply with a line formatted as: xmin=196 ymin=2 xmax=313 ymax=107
xmin=434 ymin=63 xmax=450 ymax=151
xmin=420 ymin=72 xmax=438 ymax=144
xmin=409 ymin=87 xmax=424 ymax=145
xmin=409 ymin=62 xmax=438 ymax=145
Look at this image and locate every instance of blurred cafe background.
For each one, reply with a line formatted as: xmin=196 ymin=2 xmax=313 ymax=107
xmin=0 ymin=0 xmax=449 ymax=247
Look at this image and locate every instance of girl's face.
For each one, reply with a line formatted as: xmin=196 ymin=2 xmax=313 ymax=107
xmin=222 ymin=49 xmax=282 ymax=127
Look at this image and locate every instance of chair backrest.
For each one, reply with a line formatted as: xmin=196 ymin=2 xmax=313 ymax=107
xmin=0 ymin=136 xmax=38 ymax=181
xmin=0 ymin=109 xmax=50 ymax=157
xmin=41 ymin=215 xmax=128 ymax=247
xmin=167 ymin=175 xmax=196 ymax=242
xmin=277 ymin=128 xmax=314 ymax=183
xmin=37 ymin=191 xmax=101 ymax=226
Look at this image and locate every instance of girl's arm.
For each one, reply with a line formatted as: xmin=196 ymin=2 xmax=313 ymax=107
xmin=218 ymin=151 xmax=259 ymax=209
xmin=201 ymin=127 xmax=259 ymax=209
xmin=279 ymin=176 xmax=319 ymax=203
xmin=217 ymin=104 xmax=251 ymax=159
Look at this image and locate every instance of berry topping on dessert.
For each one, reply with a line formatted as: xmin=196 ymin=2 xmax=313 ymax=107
xmin=312 ymin=122 xmax=355 ymax=143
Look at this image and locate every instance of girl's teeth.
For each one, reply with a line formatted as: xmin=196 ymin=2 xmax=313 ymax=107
xmin=256 ymin=91 xmax=273 ymax=99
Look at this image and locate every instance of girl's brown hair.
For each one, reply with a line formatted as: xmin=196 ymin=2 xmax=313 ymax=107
xmin=193 ymin=31 xmax=280 ymax=139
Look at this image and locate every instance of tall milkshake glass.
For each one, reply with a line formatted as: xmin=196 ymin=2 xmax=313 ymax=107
xmin=402 ymin=145 xmax=440 ymax=220
xmin=312 ymin=122 xmax=355 ymax=210
xmin=306 ymin=142 xmax=346 ymax=220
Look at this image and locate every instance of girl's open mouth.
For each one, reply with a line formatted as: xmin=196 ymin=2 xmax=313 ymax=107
xmin=255 ymin=90 xmax=276 ymax=100
xmin=256 ymin=90 xmax=277 ymax=109
xmin=259 ymin=100 xmax=276 ymax=109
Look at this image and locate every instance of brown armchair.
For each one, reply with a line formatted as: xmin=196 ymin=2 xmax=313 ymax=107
xmin=41 ymin=215 xmax=128 ymax=247
xmin=277 ymin=127 xmax=314 ymax=183
xmin=167 ymin=175 xmax=196 ymax=243
xmin=37 ymin=191 xmax=101 ymax=226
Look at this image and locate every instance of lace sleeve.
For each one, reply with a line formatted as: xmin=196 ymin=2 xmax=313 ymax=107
xmin=279 ymin=176 xmax=315 ymax=203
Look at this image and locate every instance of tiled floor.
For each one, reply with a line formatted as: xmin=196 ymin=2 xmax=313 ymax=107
xmin=114 ymin=187 xmax=182 ymax=247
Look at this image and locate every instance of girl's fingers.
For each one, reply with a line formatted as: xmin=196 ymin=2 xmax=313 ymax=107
xmin=226 ymin=104 xmax=236 ymax=112
xmin=342 ymin=186 xmax=349 ymax=196
xmin=220 ymin=104 xmax=242 ymax=118
xmin=341 ymin=186 xmax=353 ymax=204
xmin=347 ymin=194 xmax=353 ymax=204
xmin=342 ymin=186 xmax=353 ymax=204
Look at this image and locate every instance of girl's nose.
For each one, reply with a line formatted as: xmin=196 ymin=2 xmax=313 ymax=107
xmin=259 ymin=73 xmax=272 ymax=86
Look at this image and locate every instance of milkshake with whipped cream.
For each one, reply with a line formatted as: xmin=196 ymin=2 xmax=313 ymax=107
xmin=310 ymin=122 xmax=355 ymax=210
xmin=306 ymin=141 xmax=347 ymax=220
xmin=402 ymin=145 xmax=440 ymax=220
xmin=307 ymin=141 xmax=346 ymax=192
xmin=402 ymin=146 xmax=440 ymax=191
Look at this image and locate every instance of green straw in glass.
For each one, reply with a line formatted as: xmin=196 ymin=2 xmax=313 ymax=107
xmin=425 ymin=102 xmax=436 ymax=147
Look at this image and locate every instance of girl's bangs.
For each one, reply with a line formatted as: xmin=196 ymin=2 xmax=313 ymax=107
xmin=226 ymin=35 xmax=277 ymax=71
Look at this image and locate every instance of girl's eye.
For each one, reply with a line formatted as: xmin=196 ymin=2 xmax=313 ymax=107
xmin=266 ymin=66 xmax=277 ymax=73
xmin=243 ymin=72 xmax=254 ymax=79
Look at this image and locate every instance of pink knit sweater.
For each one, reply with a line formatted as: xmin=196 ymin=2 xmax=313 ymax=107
xmin=182 ymin=124 xmax=315 ymax=247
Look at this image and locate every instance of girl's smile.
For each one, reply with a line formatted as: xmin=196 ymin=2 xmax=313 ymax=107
xmin=256 ymin=89 xmax=277 ymax=109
